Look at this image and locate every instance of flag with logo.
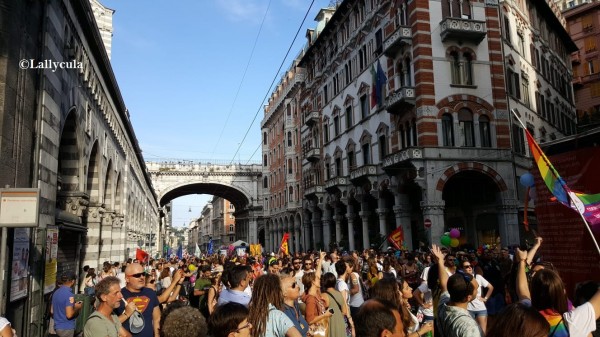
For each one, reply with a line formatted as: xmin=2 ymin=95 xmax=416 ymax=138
xmin=136 ymin=248 xmax=149 ymax=263
xmin=207 ymin=239 xmax=213 ymax=255
xmin=387 ymin=226 xmax=404 ymax=250
xmin=279 ymin=232 xmax=290 ymax=256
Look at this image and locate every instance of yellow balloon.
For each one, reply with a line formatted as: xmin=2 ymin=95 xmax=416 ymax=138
xmin=450 ymin=238 xmax=459 ymax=247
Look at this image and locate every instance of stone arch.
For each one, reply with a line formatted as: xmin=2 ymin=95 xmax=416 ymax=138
xmin=104 ymin=160 xmax=114 ymax=210
xmin=436 ymin=94 xmax=495 ymax=120
xmin=86 ymin=141 xmax=101 ymax=203
xmin=435 ymin=162 xmax=509 ymax=194
xmin=158 ymin=180 xmax=252 ymax=211
xmin=114 ymin=173 xmax=122 ymax=214
xmin=58 ymin=108 xmax=81 ymax=193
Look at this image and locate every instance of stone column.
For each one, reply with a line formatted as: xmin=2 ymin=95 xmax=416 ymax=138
xmin=100 ymin=211 xmax=114 ymax=262
xmin=311 ymin=209 xmax=323 ymax=250
xmin=111 ymin=215 xmax=124 ymax=262
xmin=334 ymin=213 xmax=343 ymax=248
xmin=420 ymin=200 xmax=446 ymax=246
xmin=497 ymin=198 xmax=520 ymax=247
xmin=83 ymin=205 xmax=105 ymax=268
xmin=303 ymin=209 xmax=312 ymax=251
xmin=393 ymin=193 xmax=413 ymax=251
xmin=294 ymin=222 xmax=301 ymax=253
xmin=322 ymin=207 xmax=332 ymax=250
xmin=359 ymin=195 xmax=371 ymax=249
xmin=346 ymin=203 xmax=356 ymax=251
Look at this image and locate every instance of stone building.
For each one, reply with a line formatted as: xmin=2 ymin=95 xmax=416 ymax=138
xmin=262 ymin=0 xmax=577 ymax=252
xmin=0 ymin=0 xmax=158 ymax=334
xmin=563 ymin=1 xmax=600 ymax=130
xmin=89 ymin=0 xmax=115 ymax=59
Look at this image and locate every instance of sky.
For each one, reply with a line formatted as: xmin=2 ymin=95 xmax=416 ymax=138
xmin=102 ymin=0 xmax=331 ymax=227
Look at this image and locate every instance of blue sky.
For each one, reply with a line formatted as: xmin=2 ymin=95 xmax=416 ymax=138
xmin=102 ymin=0 xmax=331 ymax=227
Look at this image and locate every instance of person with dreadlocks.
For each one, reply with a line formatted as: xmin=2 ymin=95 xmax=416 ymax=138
xmin=248 ymin=274 xmax=302 ymax=337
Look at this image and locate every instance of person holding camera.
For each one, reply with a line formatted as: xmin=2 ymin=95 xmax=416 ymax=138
xmin=52 ymin=272 xmax=83 ymax=337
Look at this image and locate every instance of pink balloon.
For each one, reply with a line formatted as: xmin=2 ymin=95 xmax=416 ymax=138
xmin=449 ymin=228 xmax=460 ymax=239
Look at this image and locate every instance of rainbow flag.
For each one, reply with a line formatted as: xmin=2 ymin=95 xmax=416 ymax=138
xmin=525 ymin=129 xmax=600 ymax=227
xmin=539 ymin=309 xmax=569 ymax=337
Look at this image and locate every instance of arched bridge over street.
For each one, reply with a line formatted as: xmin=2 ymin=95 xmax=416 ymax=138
xmin=146 ymin=160 xmax=264 ymax=244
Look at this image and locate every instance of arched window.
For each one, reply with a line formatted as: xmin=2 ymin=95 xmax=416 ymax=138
xmin=287 ymin=132 xmax=292 ymax=147
xmin=449 ymin=50 xmax=474 ymax=85
xmin=263 ymin=132 xmax=267 ymax=145
xmin=458 ymin=109 xmax=475 ymax=147
xmin=263 ymin=176 xmax=268 ymax=188
xmin=479 ymin=115 xmax=492 ymax=147
xmin=362 ymin=143 xmax=371 ymax=165
xmin=379 ymin=135 xmax=387 ymax=158
xmin=288 ymin=158 xmax=293 ymax=174
xmin=442 ymin=113 xmax=455 ymax=146
xmin=263 ymin=154 xmax=268 ymax=166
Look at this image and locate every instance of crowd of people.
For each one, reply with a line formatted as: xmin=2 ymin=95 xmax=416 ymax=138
xmin=45 ymin=237 xmax=599 ymax=337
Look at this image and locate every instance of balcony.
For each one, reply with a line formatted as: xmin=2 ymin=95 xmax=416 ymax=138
xmin=325 ymin=176 xmax=348 ymax=192
xmin=571 ymin=52 xmax=581 ymax=64
xmin=287 ymin=201 xmax=300 ymax=211
xmin=304 ymin=184 xmax=324 ymax=197
xmin=382 ymin=148 xmax=423 ymax=171
xmin=383 ymin=26 xmax=412 ymax=57
xmin=349 ymin=165 xmax=378 ymax=182
xmin=304 ymin=111 xmax=319 ymax=126
xmin=305 ymin=147 xmax=321 ymax=162
xmin=384 ymin=87 xmax=416 ymax=114
xmin=439 ymin=17 xmax=487 ymax=45
xmin=573 ymin=76 xmax=583 ymax=87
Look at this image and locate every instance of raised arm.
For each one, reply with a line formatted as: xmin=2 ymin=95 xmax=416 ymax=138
xmin=158 ymin=269 xmax=183 ymax=303
xmin=515 ymin=248 xmax=531 ymax=301
xmin=431 ymin=244 xmax=448 ymax=293
xmin=315 ymin=251 xmax=326 ymax=280
xmin=527 ymin=237 xmax=542 ymax=265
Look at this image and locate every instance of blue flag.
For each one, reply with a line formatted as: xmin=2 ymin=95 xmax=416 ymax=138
xmin=167 ymin=247 xmax=173 ymax=258
xmin=207 ymin=239 xmax=213 ymax=255
xmin=176 ymin=245 xmax=183 ymax=260
xmin=375 ymin=60 xmax=387 ymax=106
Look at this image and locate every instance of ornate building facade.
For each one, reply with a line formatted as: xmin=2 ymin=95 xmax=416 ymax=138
xmin=1 ymin=0 xmax=159 ymax=333
xmin=262 ymin=0 xmax=576 ymax=252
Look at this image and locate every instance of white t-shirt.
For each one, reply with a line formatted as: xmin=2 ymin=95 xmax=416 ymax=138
xmin=416 ymin=282 xmax=434 ymax=317
xmin=0 ymin=317 xmax=10 ymax=331
xmin=467 ymin=274 xmax=490 ymax=312
xmin=336 ymin=279 xmax=350 ymax=304
xmin=563 ymin=302 xmax=597 ymax=337
xmin=348 ymin=272 xmax=365 ymax=308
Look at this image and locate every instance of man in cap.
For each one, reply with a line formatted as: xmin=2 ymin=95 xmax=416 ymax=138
xmin=115 ymin=263 xmax=161 ymax=337
xmin=52 ymin=271 xmax=83 ymax=337
xmin=84 ymin=276 xmax=135 ymax=337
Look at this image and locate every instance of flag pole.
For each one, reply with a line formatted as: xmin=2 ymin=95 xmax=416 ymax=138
xmin=510 ymin=109 xmax=600 ymax=256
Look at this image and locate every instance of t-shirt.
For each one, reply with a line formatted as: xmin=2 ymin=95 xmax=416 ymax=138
xmin=437 ymin=291 xmax=484 ymax=337
xmin=467 ymin=274 xmax=490 ymax=312
xmin=265 ymin=304 xmax=295 ymax=337
xmin=83 ymin=311 xmax=122 ymax=337
xmin=335 ymin=279 xmax=350 ymax=304
xmin=116 ymin=287 xmax=160 ymax=337
xmin=522 ymin=299 xmax=597 ymax=337
xmin=0 ymin=317 xmax=11 ymax=331
xmin=194 ymin=277 xmax=212 ymax=305
xmin=52 ymin=285 xmax=76 ymax=330
xmin=417 ymin=282 xmax=434 ymax=317
xmin=217 ymin=288 xmax=251 ymax=307
xmin=348 ymin=272 xmax=365 ymax=308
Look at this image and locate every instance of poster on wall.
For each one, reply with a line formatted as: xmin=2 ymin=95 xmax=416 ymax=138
xmin=44 ymin=226 xmax=59 ymax=294
xmin=10 ymin=228 xmax=30 ymax=302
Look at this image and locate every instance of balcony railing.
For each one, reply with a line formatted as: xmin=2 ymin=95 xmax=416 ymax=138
xmin=439 ymin=17 xmax=486 ymax=45
xmin=304 ymin=185 xmax=324 ymax=196
xmin=305 ymin=147 xmax=321 ymax=162
xmin=349 ymin=165 xmax=378 ymax=182
xmin=383 ymin=26 xmax=412 ymax=57
xmin=384 ymin=87 xmax=416 ymax=114
xmin=287 ymin=201 xmax=300 ymax=211
xmin=324 ymin=176 xmax=348 ymax=191
xmin=304 ymin=111 xmax=319 ymax=126
xmin=571 ymin=52 xmax=581 ymax=64
xmin=382 ymin=148 xmax=423 ymax=170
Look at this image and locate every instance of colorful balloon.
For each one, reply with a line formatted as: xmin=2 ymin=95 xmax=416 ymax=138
xmin=449 ymin=228 xmax=460 ymax=238
xmin=519 ymin=173 xmax=535 ymax=187
xmin=441 ymin=235 xmax=451 ymax=246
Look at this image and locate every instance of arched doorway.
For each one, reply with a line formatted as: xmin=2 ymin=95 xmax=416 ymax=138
xmin=442 ymin=171 xmax=502 ymax=248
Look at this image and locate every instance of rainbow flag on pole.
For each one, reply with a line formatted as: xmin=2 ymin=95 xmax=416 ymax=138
xmin=525 ymin=129 xmax=600 ymax=227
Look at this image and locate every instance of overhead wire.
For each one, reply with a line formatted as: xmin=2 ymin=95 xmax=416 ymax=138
xmin=229 ymin=0 xmax=317 ymax=165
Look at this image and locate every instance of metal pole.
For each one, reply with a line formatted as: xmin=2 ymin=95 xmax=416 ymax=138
xmin=0 ymin=227 xmax=7 ymax=315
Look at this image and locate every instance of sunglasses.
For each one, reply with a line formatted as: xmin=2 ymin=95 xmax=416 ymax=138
xmin=127 ymin=272 xmax=146 ymax=278
xmin=462 ymin=265 xmax=472 ymax=269
xmin=293 ymin=261 xmax=302 ymax=265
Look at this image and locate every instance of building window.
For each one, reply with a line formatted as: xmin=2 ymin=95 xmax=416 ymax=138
xmin=512 ymin=126 xmax=526 ymax=155
xmin=479 ymin=115 xmax=491 ymax=148
xmin=288 ymin=158 xmax=293 ymax=174
xmin=521 ymin=76 xmax=530 ymax=107
xmin=347 ymin=151 xmax=355 ymax=171
xmin=360 ymin=95 xmax=369 ymax=119
xmin=229 ymin=224 xmax=234 ymax=232
xmin=287 ymin=132 xmax=292 ymax=147
xmin=458 ymin=109 xmax=475 ymax=147
xmin=334 ymin=116 xmax=340 ymax=136
xmin=345 ymin=106 xmax=353 ymax=129
xmin=588 ymin=59 xmax=599 ymax=75
xmin=442 ymin=113 xmax=455 ymax=146
xmin=335 ymin=157 xmax=342 ymax=176
xmin=379 ymin=135 xmax=387 ymax=158
xmin=263 ymin=154 xmax=268 ymax=166
xmin=362 ymin=143 xmax=371 ymax=165
xmin=229 ymin=235 xmax=234 ymax=242
xmin=263 ymin=177 xmax=268 ymax=188
xmin=323 ymin=122 xmax=329 ymax=142
xmin=506 ymin=68 xmax=521 ymax=99
xmin=585 ymin=37 xmax=597 ymax=53
xmin=503 ymin=15 xmax=511 ymax=44
xmin=449 ymin=51 xmax=473 ymax=85
xmin=518 ymin=34 xmax=525 ymax=56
